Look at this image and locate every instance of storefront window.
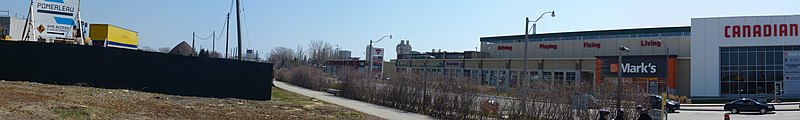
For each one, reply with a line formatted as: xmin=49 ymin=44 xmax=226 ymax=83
xmin=566 ymin=72 xmax=577 ymax=81
xmin=543 ymin=72 xmax=553 ymax=81
xmin=554 ymin=72 xmax=565 ymax=81
xmin=720 ymin=46 xmax=800 ymax=95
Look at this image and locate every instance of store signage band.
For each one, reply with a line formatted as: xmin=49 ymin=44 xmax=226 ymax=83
xmin=725 ymin=24 xmax=799 ymax=38
xmin=497 ymin=45 xmax=512 ymax=51
xmin=539 ymin=44 xmax=557 ymax=50
xmin=598 ymin=55 xmax=668 ymax=77
xmin=641 ymin=40 xmax=661 ymax=47
xmin=620 ymin=62 xmax=657 ymax=74
xmin=583 ymin=42 xmax=600 ymax=48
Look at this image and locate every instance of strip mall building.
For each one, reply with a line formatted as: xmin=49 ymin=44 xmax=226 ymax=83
xmin=392 ymin=15 xmax=800 ymax=99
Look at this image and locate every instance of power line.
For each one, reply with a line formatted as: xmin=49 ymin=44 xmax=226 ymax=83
xmin=193 ymin=33 xmax=213 ymax=40
xmin=195 ymin=0 xmax=236 ymax=43
xmin=241 ymin=0 xmax=252 ymax=49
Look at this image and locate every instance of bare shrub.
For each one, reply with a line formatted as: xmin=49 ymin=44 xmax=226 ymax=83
xmin=282 ymin=67 xmax=651 ymax=120
xmin=277 ymin=65 xmax=329 ymax=91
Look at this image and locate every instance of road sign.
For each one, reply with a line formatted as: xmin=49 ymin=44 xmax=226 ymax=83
xmin=33 ymin=0 xmax=80 ymax=39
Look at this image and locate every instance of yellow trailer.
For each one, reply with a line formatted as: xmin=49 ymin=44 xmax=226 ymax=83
xmin=89 ymin=24 xmax=138 ymax=49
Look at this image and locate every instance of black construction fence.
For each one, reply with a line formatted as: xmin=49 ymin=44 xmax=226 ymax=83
xmin=0 ymin=41 xmax=273 ymax=100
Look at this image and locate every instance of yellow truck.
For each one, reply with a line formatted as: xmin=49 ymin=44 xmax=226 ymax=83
xmin=89 ymin=24 xmax=138 ymax=49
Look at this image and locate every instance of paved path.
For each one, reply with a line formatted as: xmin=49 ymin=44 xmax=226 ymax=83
xmin=273 ymin=81 xmax=435 ymax=120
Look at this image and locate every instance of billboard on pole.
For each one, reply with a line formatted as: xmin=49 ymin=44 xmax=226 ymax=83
xmin=370 ymin=47 xmax=384 ymax=73
xmin=33 ymin=0 xmax=79 ymax=39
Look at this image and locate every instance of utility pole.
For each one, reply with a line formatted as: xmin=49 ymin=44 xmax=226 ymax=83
xmin=236 ymin=0 xmax=243 ymax=60
xmin=21 ymin=1 xmax=33 ymax=41
xmin=523 ymin=17 xmax=529 ymax=86
xmin=212 ymin=31 xmax=215 ymax=56
xmin=225 ymin=13 xmax=230 ymax=58
xmin=192 ymin=32 xmax=196 ymax=56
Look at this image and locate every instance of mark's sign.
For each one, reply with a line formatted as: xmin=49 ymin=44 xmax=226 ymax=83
xmin=539 ymin=44 xmax=557 ymax=50
xmin=598 ymin=55 xmax=669 ymax=77
xmin=617 ymin=62 xmax=658 ymax=74
xmin=725 ymin=24 xmax=799 ymax=38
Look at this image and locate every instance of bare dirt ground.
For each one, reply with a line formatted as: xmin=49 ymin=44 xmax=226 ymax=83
xmin=0 ymin=80 xmax=382 ymax=120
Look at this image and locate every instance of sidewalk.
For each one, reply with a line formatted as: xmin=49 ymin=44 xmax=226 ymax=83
xmin=273 ymin=81 xmax=435 ymax=120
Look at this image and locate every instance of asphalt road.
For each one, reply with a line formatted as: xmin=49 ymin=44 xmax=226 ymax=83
xmin=681 ymin=104 xmax=800 ymax=111
xmin=670 ymin=110 xmax=800 ymax=120
xmin=669 ymin=104 xmax=800 ymax=120
xmin=273 ymin=81 xmax=435 ymax=120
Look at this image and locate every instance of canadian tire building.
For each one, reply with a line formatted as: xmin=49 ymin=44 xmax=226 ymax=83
xmin=392 ymin=15 xmax=800 ymax=99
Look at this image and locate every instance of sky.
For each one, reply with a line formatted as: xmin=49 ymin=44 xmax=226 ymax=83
xmin=2 ymin=0 xmax=799 ymax=60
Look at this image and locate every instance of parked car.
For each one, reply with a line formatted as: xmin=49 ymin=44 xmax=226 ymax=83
xmin=325 ymin=88 xmax=341 ymax=96
xmin=647 ymin=94 xmax=680 ymax=113
xmin=724 ymin=98 xmax=775 ymax=114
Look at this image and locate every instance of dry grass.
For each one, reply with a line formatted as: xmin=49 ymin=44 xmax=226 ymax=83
xmin=0 ymin=80 xmax=381 ymax=120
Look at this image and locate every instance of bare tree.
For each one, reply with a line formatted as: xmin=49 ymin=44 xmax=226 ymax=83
xmin=269 ymin=47 xmax=294 ymax=69
xmin=158 ymin=47 xmax=171 ymax=53
xmin=307 ymin=40 xmax=336 ymax=66
xmin=293 ymin=44 xmax=307 ymax=65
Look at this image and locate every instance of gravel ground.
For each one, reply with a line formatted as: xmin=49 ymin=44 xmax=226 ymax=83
xmin=0 ymin=80 xmax=382 ymax=120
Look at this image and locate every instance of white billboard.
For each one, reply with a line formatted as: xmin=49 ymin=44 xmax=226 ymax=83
xmin=33 ymin=0 xmax=80 ymax=39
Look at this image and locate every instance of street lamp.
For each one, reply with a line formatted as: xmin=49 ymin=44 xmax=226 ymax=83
xmin=367 ymin=35 xmax=392 ymax=80
xmin=658 ymin=38 xmax=670 ymax=120
xmin=523 ymin=11 xmax=556 ymax=86
xmin=616 ymin=46 xmax=630 ymax=118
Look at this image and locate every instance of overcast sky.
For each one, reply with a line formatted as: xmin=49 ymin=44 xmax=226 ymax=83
xmin=2 ymin=0 xmax=799 ymax=59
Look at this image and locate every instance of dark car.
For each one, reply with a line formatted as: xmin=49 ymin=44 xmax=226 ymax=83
xmin=724 ymin=98 xmax=775 ymax=114
xmin=647 ymin=95 xmax=680 ymax=113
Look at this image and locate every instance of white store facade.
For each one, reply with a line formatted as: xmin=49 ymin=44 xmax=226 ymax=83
xmin=691 ymin=15 xmax=800 ymax=99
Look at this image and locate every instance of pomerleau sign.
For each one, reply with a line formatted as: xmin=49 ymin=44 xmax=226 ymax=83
xmin=34 ymin=0 xmax=79 ymax=39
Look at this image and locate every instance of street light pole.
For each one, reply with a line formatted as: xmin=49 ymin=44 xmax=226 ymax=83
xmin=617 ymin=46 xmax=630 ymax=118
xmin=660 ymin=38 xmax=670 ymax=120
xmin=367 ymin=35 xmax=392 ymax=80
xmin=524 ymin=11 xmax=555 ymax=87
